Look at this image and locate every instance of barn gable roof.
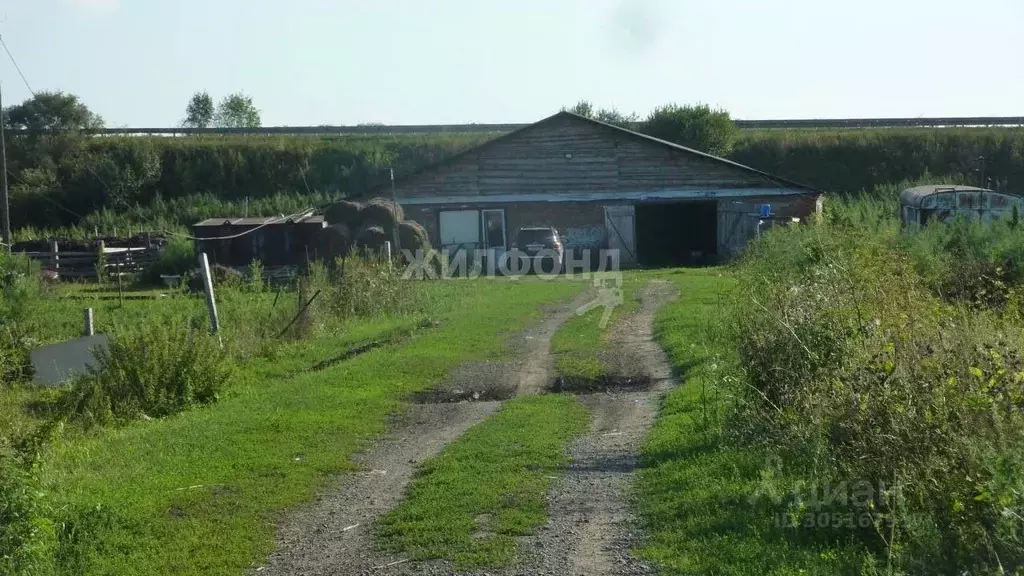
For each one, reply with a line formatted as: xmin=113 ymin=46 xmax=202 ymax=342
xmin=367 ymin=111 xmax=821 ymax=197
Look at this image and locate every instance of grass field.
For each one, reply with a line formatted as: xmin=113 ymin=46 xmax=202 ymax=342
xmin=635 ymin=269 xmax=868 ymax=574
xmin=7 ymin=277 xmax=586 ymax=575
xmin=376 ymin=394 xmax=589 ymax=568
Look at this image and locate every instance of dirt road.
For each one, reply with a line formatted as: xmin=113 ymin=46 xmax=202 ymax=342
xmin=256 ymin=292 xmax=592 ymax=576
xmin=491 ymin=281 xmax=675 ymax=576
xmin=258 ymin=282 xmax=675 ymax=575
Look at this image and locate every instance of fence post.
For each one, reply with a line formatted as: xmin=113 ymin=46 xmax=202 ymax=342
xmin=198 ymin=252 xmax=222 ymax=341
xmin=384 ymin=241 xmax=392 ymax=266
xmin=50 ymin=240 xmax=59 ymax=274
xmin=83 ymin=308 xmax=94 ymax=336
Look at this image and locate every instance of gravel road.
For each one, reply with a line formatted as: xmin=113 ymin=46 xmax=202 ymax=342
xmin=255 ymin=290 xmax=593 ymax=576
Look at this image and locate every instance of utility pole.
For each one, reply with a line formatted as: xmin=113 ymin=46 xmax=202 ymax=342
xmin=0 ymin=82 xmax=11 ymax=252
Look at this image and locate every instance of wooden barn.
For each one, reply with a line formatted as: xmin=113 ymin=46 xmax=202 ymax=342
xmin=192 ymin=214 xmax=326 ymax=268
xmin=369 ymin=111 xmax=823 ymax=267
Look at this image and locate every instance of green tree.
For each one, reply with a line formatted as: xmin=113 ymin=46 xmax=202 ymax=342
xmin=641 ymin=103 xmax=738 ymax=156
xmin=3 ymin=91 xmax=103 ymax=132
xmin=594 ymin=107 xmax=639 ymax=128
xmin=563 ymin=100 xmax=637 ymax=128
xmin=215 ymin=93 xmax=261 ymax=128
xmin=183 ymin=91 xmax=215 ymax=128
xmin=564 ymin=100 xmax=595 ymax=118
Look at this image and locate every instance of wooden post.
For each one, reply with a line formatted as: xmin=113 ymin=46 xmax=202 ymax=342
xmin=384 ymin=241 xmax=392 ymax=266
xmin=83 ymin=308 xmax=94 ymax=336
xmin=198 ymin=252 xmax=221 ymax=339
xmin=50 ymin=240 xmax=59 ymax=274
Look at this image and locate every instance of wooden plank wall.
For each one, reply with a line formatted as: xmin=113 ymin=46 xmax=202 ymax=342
xmin=395 ymin=115 xmax=774 ymax=199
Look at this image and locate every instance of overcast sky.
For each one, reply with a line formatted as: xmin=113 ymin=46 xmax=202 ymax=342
xmin=1 ymin=0 xmax=1021 ymax=127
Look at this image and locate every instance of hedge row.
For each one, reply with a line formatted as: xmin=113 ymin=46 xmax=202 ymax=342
xmin=6 ymin=127 xmax=1024 ymax=230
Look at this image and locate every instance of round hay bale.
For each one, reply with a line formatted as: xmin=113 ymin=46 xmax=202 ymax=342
xmin=324 ymin=200 xmax=364 ymax=227
xmin=354 ymin=224 xmax=387 ymax=250
xmin=398 ymin=220 xmax=430 ymax=253
xmin=319 ymin=223 xmax=352 ymax=260
xmin=360 ymin=198 xmax=404 ymax=233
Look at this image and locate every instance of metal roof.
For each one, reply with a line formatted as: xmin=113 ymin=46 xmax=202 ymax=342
xmin=193 ymin=214 xmax=325 ymax=227
xmin=897 ymin=185 xmax=1015 ymax=207
xmin=360 ymin=111 xmax=823 ymax=199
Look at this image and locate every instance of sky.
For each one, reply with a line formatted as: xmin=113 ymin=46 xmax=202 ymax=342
xmin=0 ymin=0 xmax=1021 ymax=127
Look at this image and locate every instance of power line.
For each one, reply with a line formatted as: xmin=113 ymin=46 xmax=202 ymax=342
xmin=0 ymin=34 xmax=35 ymax=97
xmin=167 ymin=208 xmax=316 ymax=242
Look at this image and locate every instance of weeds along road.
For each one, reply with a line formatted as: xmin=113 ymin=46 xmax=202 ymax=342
xmin=260 ymin=278 xmax=677 ymax=576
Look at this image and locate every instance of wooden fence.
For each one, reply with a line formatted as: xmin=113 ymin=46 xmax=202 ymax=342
xmin=15 ymin=241 xmax=162 ymax=280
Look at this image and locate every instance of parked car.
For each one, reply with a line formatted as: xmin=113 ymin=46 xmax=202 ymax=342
xmin=511 ymin=227 xmax=564 ymax=274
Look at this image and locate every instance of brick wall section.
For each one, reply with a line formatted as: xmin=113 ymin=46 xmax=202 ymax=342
xmin=404 ymin=195 xmax=819 ymax=248
xmin=403 ymin=201 xmax=608 ymax=249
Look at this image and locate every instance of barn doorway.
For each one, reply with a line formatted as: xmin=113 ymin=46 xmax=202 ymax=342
xmin=635 ymin=201 xmax=718 ymax=267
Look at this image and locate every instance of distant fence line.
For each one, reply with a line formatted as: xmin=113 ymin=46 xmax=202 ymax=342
xmin=7 ymin=116 xmax=1024 ymax=137
xmin=15 ymin=242 xmax=161 ymax=280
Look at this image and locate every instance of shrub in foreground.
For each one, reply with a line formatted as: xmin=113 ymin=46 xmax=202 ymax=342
xmin=0 ymin=425 xmax=58 ymax=576
xmin=732 ymin=222 xmax=1024 ymax=574
xmin=54 ymin=324 xmax=232 ymax=427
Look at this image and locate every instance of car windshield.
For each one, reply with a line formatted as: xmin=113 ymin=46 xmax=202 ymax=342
xmin=517 ymin=229 xmax=556 ymax=245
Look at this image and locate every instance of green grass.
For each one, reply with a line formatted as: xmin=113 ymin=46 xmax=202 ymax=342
xmin=21 ymin=277 xmax=584 ymax=575
xmin=635 ymin=268 xmax=867 ymax=575
xmin=549 ymin=274 xmax=643 ymax=381
xmin=0 ymin=280 xmax=437 ymax=441
xmin=376 ymin=394 xmax=589 ymax=569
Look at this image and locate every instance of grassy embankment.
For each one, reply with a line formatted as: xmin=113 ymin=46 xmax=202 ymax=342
xmin=635 ymin=269 xmax=862 ymax=574
xmin=638 ymin=197 xmax=1024 ymax=575
xmin=4 ymin=276 xmax=585 ymax=575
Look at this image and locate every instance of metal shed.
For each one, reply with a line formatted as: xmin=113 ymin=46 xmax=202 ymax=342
xmin=899 ymin=185 xmax=1024 ymax=228
xmin=192 ymin=214 xmax=327 ymax=267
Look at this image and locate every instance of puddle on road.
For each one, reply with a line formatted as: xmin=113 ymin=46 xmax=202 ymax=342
xmin=549 ymin=374 xmax=652 ymax=394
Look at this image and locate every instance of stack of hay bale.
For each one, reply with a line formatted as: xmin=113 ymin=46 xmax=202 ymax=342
xmin=321 ymin=197 xmax=430 ymax=260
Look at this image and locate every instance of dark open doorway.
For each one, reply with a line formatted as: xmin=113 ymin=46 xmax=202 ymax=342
xmin=635 ymin=201 xmax=718 ymax=267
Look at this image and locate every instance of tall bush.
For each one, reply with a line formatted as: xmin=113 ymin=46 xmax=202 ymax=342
xmin=54 ymin=323 xmax=232 ymax=427
xmin=642 ymin=103 xmax=738 ymax=156
xmin=732 ymin=219 xmax=1024 ymax=574
xmin=0 ymin=252 xmax=37 ymax=387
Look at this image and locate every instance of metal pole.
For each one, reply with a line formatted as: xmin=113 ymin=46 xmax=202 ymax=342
xmin=390 ymin=167 xmax=401 ymax=256
xmin=83 ymin=308 xmax=94 ymax=336
xmin=0 ymin=83 xmax=11 ymax=252
xmin=198 ymin=252 xmax=221 ymax=338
